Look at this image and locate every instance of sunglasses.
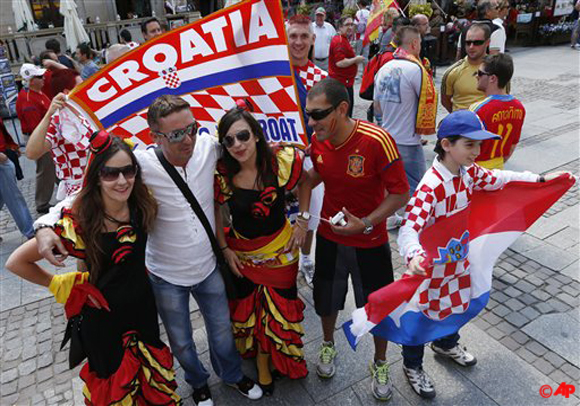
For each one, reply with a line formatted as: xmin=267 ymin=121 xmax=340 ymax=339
xmin=474 ymin=69 xmax=492 ymax=77
xmin=153 ymin=121 xmax=198 ymax=143
xmin=465 ymin=39 xmax=486 ymax=46
xmin=305 ymin=105 xmax=336 ymax=121
xmin=100 ymin=164 xmax=138 ymax=182
xmin=222 ymin=129 xmax=251 ymax=148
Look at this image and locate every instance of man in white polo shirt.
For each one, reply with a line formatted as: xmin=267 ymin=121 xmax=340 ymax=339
xmin=312 ymin=7 xmax=336 ymax=71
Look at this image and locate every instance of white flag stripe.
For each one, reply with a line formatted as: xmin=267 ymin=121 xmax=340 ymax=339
xmin=387 ymin=230 xmax=522 ymax=327
xmin=94 ymin=45 xmax=290 ymax=119
xmin=119 ymin=115 xmax=149 ymax=134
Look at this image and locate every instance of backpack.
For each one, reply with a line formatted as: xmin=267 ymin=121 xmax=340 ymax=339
xmin=359 ymin=45 xmax=396 ymax=100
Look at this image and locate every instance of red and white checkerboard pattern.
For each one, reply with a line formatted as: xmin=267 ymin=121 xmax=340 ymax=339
xmin=160 ymin=67 xmax=181 ymax=89
xmin=402 ymin=165 xmax=502 ymax=234
xmin=417 ymin=260 xmax=472 ymax=320
xmin=46 ymin=114 xmax=91 ymax=183
xmin=296 ymin=61 xmax=327 ymax=91
xmin=107 ymin=76 xmax=302 ymax=147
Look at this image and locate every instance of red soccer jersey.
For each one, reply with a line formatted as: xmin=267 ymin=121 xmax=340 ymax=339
xmin=15 ymin=88 xmax=50 ymax=135
xmin=471 ymin=95 xmax=526 ymax=163
xmin=328 ymin=34 xmax=357 ymax=88
xmin=311 ymin=120 xmax=409 ymax=248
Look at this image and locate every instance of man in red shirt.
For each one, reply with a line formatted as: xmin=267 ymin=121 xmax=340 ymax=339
xmin=471 ymin=53 xmax=525 ymax=169
xmin=16 ymin=63 xmax=57 ymax=213
xmin=328 ymin=16 xmax=365 ymax=117
xmin=304 ymin=78 xmax=409 ymax=400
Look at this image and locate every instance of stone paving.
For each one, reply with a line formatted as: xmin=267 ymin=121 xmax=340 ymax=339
xmin=1 ymin=45 xmax=579 ymax=405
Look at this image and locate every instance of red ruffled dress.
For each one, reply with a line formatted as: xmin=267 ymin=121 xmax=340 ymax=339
xmin=214 ymin=146 xmax=308 ymax=379
xmin=53 ymin=209 xmax=181 ymax=405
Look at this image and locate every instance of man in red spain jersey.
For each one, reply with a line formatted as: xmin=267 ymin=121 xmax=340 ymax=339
xmin=304 ymin=78 xmax=409 ymax=400
xmin=471 ymin=53 xmax=525 ymax=169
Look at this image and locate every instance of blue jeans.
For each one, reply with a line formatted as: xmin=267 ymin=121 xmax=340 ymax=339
xmin=0 ymin=159 xmax=34 ymax=238
xmin=148 ymin=267 xmax=243 ymax=389
xmin=397 ymin=144 xmax=427 ymax=195
xmin=402 ymin=332 xmax=460 ymax=369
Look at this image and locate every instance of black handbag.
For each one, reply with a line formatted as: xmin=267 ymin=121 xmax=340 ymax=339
xmin=154 ymin=148 xmax=238 ymax=299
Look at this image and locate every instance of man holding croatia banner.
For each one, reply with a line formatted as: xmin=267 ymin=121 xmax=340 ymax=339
xmin=344 ymin=110 xmax=574 ymax=399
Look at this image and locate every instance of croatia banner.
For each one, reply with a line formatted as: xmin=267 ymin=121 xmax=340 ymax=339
xmin=362 ymin=0 xmax=400 ymax=46
xmin=343 ymin=175 xmax=575 ymax=348
xmin=67 ymin=0 xmax=307 ymax=148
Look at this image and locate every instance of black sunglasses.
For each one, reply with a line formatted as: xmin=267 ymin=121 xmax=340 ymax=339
xmin=100 ymin=164 xmax=138 ymax=182
xmin=465 ymin=40 xmax=486 ymax=46
xmin=305 ymin=105 xmax=336 ymax=121
xmin=222 ymin=129 xmax=251 ymax=148
xmin=152 ymin=121 xmax=198 ymax=143
xmin=474 ymin=69 xmax=492 ymax=77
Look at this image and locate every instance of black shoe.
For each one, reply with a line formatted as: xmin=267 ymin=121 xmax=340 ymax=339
xmin=258 ymin=380 xmax=275 ymax=396
xmin=226 ymin=375 xmax=263 ymax=400
xmin=36 ymin=207 xmax=50 ymax=214
xmin=192 ymin=384 xmax=213 ymax=406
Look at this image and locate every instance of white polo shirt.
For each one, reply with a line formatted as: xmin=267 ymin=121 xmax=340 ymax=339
xmin=312 ymin=21 xmax=337 ymax=59
xmin=135 ymin=134 xmax=219 ymax=286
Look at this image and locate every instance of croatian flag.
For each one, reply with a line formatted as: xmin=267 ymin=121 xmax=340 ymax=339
xmin=343 ymin=175 xmax=575 ymax=348
xmin=67 ymin=0 xmax=307 ymax=148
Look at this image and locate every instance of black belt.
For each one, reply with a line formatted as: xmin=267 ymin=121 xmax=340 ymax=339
xmin=315 ymin=57 xmax=328 ymax=61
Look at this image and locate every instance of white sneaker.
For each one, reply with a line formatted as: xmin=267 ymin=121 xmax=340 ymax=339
xmin=386 ymin=213 xmax=403 ymax=231
xmin=370 ymin=360 xmax=393 ymax=401
xmin=430 ymin=343 xmax=477 ymax=367
xmin=316 ymin=341 xmax=337 ymax=378
xmin=300 ymin=255 xmax=315 ymax=285
xmin=226 ymin=375 xmax=263 ymax=400
xmin=403 ymin=366 xmax=436 ymax=399
xmin=192 ymin=385 xmax=214 ymax=406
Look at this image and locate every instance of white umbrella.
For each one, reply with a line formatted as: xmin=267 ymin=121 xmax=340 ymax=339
xmin=12 ymin=0 xmax=37 ymax=32
xmin=59 ymin=0 xmax=89 ymax=52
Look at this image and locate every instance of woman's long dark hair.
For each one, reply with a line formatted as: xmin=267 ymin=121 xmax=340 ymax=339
xmin=217 ymin=108 xmax=275 ymax=189
xmin=71 ymin=137 xmax=157 ymax=283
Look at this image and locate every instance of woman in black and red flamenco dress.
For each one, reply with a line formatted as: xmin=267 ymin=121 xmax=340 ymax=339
xmin=214 ymin=105 xmax=313 ymax=395
xmin=7 ymin=131 xmax=181 ymax=405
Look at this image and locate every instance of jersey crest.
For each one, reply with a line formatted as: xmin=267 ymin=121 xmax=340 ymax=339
xmin=347 ymin=155 xmax=365 ymax=177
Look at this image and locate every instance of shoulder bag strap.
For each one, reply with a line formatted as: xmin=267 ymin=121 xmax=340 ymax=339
xmin=154 ymin=148 xmax=225 ymax=263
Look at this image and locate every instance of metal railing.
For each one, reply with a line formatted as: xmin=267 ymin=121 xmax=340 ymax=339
xmin=0 ymin=12 xmax=201 ymax=71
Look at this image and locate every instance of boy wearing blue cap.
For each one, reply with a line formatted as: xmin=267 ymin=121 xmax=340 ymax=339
xmin=396 ymin=110 xmax=568 ymax=399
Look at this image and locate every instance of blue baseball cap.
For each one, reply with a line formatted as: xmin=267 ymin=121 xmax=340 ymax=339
xmin=437 ymin=110 xmax=501 ymax=141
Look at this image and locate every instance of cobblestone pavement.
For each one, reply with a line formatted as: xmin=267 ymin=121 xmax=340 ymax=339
xmin=1 ymin=45 xmax=579 ymax=405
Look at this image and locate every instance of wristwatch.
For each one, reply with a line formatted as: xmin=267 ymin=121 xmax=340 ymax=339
xmin=361 ymin=217 xmax=373 ymax=234
xmin=297 ymin=211 xmax=311 ymax=221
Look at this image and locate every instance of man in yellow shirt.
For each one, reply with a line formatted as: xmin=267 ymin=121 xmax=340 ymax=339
xmin=441 ymin=24 xmax=489 ymax=112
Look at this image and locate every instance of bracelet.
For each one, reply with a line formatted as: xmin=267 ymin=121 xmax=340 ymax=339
xmin=34 ymin=224 xmax=53 ymax=235
xmin=220 ymin=245 xmax=229 ymax=251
